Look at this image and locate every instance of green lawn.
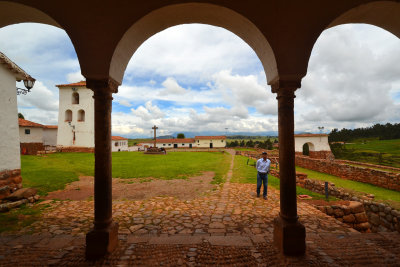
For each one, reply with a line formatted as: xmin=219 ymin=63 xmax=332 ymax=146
xmin=296 ymin=166 xmax=400 ymax=208
xmin=232 ymin=155 xmax=335 ymax=200
xmin=21 ymin=151 xmax=231 ymax=196
xmin=335 ymin=138 xmax=400 ymax=168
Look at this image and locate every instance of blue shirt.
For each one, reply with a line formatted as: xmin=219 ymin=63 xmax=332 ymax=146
xmin=256 ymin=158 xmax=271 ymax=173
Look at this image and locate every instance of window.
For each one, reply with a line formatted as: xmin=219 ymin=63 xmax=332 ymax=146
xmin=78 ymin=109 xmax=85 ymax=122
xmin=25 ymin=129 xmax=30 ymax=134
xmin=163 ymin=144 xmax=165 ymax=146
xmin=182 ymin=144 xmax=185 ymax=146
xmin=72 ymin=92 xmax=79 ymax=104
xmin=221 ymin=140 xmax=224 ymax=142
xmin=197 ymin=140 xmax=199 ymax=143
xmin=168 ymin=144 xmax=171 ymax=146
xmin=115 ymin=142 xmax=119 ymax=147
xmin=65 ymin=110 xmax=72 ymax=122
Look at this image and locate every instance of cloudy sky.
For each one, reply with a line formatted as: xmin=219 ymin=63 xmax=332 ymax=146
xmin=0 ymin=23 xmax=399 ymax=138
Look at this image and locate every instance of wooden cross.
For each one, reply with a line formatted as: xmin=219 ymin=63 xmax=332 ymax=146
xmin=152 ymin=125 xmax=158 ymax=147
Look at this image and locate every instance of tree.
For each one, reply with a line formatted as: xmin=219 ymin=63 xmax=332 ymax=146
xmin=18 ymin=113 xmax=24 ymax=119
xmin=177 ymin=133 xmax=185 ymax=139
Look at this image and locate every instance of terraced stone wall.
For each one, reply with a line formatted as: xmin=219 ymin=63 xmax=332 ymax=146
xmin=57 ymin=146 xmax=94 ymax=153
xmin=0 ymin=169 xmax=22 ymax=200
xmin=295 ymin=156 xmax=400 ymax=192
xmin=20 ymin=142 xmax=44 ymax=155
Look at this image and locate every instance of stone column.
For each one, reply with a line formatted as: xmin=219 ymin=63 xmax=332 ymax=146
xmin=85 ymin=78 xmax=119 ymax=260
xmin=271 ymin=80 xmax=305 ymax=255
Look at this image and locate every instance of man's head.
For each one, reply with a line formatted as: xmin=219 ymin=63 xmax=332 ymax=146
xmin=262 ymin=151 xmax=267 ymax=159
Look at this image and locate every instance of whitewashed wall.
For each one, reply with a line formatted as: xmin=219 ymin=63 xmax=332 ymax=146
xmin=0 ymin=66 xmax=20 ymax=171
xmin=19 ymin=127 xmax=43 ymax=143
xmin=195 ymin=138 xmax=226 ymax=148
xmin=294 ymin=136 xmax=331 ymax=152
xmin=57 ymin=87 xmax=94 ymax=147
xmin=43 ymin=128 xmax=58 ymax=146
xmin=111 ymin=140 xmax=128 ymax=152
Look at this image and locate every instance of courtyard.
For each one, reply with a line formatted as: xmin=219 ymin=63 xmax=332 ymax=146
xmin=0 ymin=150 xmax=399 ymax=266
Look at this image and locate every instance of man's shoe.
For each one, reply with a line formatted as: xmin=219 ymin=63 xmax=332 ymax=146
xmin=263 ymin=196 xmax=267 ymax=200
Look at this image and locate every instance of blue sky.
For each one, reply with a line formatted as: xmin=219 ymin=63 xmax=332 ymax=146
xmin=1 ymin=23 xmax=399 ymax=138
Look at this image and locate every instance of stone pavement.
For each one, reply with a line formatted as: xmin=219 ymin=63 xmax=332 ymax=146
xmin=0 ymin=151 xmax=400 ymax=266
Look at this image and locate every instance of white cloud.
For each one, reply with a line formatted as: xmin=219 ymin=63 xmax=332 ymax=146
xmin=159 ymin=77 xmax=188 ymax=96
xmin=66 ymin=71 xmax=85 ymax=83
xmin=131 ymin=101 xmax=165 ymax=121
xmin=118 ymin=99 xmax=132 ymax=107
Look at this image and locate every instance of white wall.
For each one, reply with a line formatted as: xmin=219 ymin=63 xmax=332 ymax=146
xmin=57 ymin=87 xmax=94 ymax=147
xmin=294 ymin=136 xmax=331 ymax=152
xmin=111 ymin=140 xmax=128 ymax=152
xmin=195 ymin=138 xmax=226 ymax=148
xmin=43 ymin=128 xmax=57 ymax=146
xmin=0 ymin=66 xmax=20 ymax=171
xmin=19 ymin=127 xmax=43 ymax=143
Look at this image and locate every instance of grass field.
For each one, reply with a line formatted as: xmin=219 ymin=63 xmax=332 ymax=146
xmin=232 ymin=155 xmax=336 ymax=200
xmin=336 ymin=138 xmax=400 ymax=168
xmin=0 ymin=203 xmax=49 ymax=233
xmin=21 ymin=151 xmax=231 ymax=196
xmin=296 ymin=166 xmax=400 ymax=209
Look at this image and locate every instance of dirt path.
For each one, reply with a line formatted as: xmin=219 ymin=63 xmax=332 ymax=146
xmin=45 ymin=171 xmax=217 ymax=201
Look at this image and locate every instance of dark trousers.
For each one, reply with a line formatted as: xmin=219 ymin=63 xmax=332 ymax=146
xmin=257 ymin=172 xmax=268 ymax=197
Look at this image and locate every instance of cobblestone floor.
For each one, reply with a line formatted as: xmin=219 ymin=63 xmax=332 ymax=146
xmin=0 ymin=153 xmax=399 ymax=266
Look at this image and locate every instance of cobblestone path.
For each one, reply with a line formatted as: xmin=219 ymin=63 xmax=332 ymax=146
xmin=1 ymin=150 xmax=399 ymax=266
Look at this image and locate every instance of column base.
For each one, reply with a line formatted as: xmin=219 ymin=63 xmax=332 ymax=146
xmin=273 ymin=215 xmax=306 ymax=255
xmin=85 ymin=222 xmax=119 ymax=260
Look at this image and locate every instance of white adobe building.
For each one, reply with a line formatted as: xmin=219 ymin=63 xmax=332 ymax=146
xmin=294 ymin=134 xmax=333 ymax=159
xmin=111 ymin=136 xmax=128 ymax=152
xmin=56 ymin=81 xmax=129 ymax=151
xmin=56 ymin=81 xmax=95 ymax=148
xmin=18 ymin=118 xmax=58 ymax=154
xmin=0 ymin=51 xmax=35 ymax=197
xmin=141 ymin=136 xmax=226 ymax=149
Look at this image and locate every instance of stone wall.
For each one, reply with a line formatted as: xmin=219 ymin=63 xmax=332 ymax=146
xmin=295 ymin=156 xmax=400 ymax=191
xmin=57 ymin=146 xmax=94 ymax=153
xmin=270 ymin=168 xmax=400 ymax=233
xmin=0 ymin=169 xmax=22 ymax=200
xmin=315 ymin=202 xmax=370 ymax=232
xmin=20 ymin=142 xmax=44 ymax=155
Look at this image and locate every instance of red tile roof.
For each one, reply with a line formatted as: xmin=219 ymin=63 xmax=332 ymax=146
xmin=56 ymin=81 xmax=86 ymax=87
xmin=195 ymin=136 xmax=226 ymax=140
xmin=112 ymin=136 xmax=128 ymax=140
xmin=294 ymin=134 xmax=328 ymax=137
xmin=18 ymin=118 xmax=44 ymax=128
xmin=44 ymin=125 xmax=58 ymax=129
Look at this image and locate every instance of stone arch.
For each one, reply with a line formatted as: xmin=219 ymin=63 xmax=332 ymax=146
xmin=65 ymin=109 xmax=72 ymax=122
xmin=299 ymin=1 xmax=400 ymax=80
xmin=327 ymin=1 xmax=400 ymax=39
xmin=302 ymin=142 xmax=315 ymax=156
xmin=110 ymin=2 xmax=277 ymax=85
xmin=77 ymin=109 xmax=85 ymax=122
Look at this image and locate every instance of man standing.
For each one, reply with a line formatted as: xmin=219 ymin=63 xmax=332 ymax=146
xmin=256 ymin=151 xmax=271 ymax=200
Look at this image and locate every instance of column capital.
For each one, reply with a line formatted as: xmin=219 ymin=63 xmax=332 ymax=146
xmin=86 ymin=77 xmax=120 ymax=94
xmin=270 ymin=79 xmax=301 ymax=94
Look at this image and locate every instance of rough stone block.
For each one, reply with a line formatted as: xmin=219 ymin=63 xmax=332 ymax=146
xmin=86 ymin=222 xmax=119 ymax=260
xmin=355 ymin=213 xmax=368 ymax=223
xmin=369 ymin=213 xmax=380 ymax=226
xmin=343 ymin=214 xmax=355 ymax=223
xmin=5 ymin=188 xmax=37 ymax=201
xmin=349 ymin=202 xmax=364 ymax=213
xmin=326 ymin=207 xmax=333 ymax=216
xmin=355 ymin=222 xmax=370 ymax=231
xmin=333 ymin=208 xmax=344 ymax=218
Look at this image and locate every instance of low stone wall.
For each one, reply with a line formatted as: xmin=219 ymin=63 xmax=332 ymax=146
xmin=57 ymin=146 xmax=94 ymax=153
xmin=0 ymin=169 xmax=22 ymax=200
xmin=315 ymin=202 xmax=370 ymax=232
xmin=20 ymin=142 xmax=44 ymax=155
xmin=335 ymin=159 xmax=400 ymax=172
xmin=295 ymin=156 xmax=400 ymax=191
